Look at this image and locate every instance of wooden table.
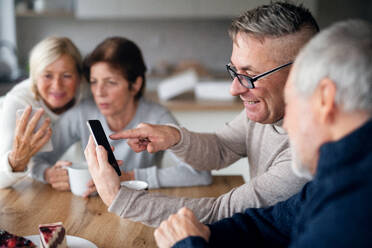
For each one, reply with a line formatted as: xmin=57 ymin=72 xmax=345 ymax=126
xmin=0 ymin=175 xmax=244 ymax=248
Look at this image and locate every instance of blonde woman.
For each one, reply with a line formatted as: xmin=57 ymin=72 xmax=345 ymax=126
xmin=0 ymin=37 xmax=87 ymax=189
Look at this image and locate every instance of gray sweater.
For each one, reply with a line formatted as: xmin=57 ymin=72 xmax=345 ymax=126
xmin=31 ymin=97 xmax=211 ymax=188
xmin=108 ymin=111 xmax=308 ymax=226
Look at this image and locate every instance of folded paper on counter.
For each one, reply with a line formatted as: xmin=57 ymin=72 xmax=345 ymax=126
xmin=157 ymin=69 xmax=198 ymax=101
xmin=195 ymin=81 xmax=234 ymax=101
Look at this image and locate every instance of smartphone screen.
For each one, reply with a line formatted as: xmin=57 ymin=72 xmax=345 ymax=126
xmin=86 ymin=120 xmax=122 ymax=176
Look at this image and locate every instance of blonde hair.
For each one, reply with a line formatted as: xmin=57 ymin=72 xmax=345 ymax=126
xmin=29 ymin=37 xmax=82 ymax=100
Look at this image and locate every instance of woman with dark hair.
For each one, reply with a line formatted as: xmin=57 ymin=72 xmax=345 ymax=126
xmin=32 ymin=37 xmax=211 ymax=195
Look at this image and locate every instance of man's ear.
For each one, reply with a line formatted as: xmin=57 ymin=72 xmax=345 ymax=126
xmin=313 ymin=78 xmax=337 ymax=124
xmin=131 ymin=76 xmax=143 ymax=96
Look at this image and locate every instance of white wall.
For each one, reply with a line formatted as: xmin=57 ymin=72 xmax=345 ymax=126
xmin=16 ymin=18 xmax=232 ymax=76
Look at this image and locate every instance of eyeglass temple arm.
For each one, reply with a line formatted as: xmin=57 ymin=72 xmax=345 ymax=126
xmin=252 ymin=62 xmax=293 ymax=81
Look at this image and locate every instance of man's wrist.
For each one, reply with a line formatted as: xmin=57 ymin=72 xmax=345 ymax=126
xmin=164 ymin=124 xmax=184 ymax=149
xmin=108 ymin=185 xmax=121 ymax=206
xmin=44 ymin=167 xmax=52 ymax=183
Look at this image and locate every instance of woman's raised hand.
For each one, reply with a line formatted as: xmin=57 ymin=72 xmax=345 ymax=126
xmin=109 ymin=123 xmax=181 ymax=153
xmin=8 ymin=106 xmax=52 ymax=172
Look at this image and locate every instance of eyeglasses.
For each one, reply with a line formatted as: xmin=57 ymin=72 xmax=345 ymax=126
xmin=226 ymin=62 xmax=293 ymax=89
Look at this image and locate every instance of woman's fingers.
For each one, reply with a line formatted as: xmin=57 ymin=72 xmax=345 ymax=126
xmin=31 ymin=119 xmax=51 ymax=145
xmin=86 ymin=179 xmax=95 ymax=187
xmin=32 ymin=118 xmax=50 ymax=140
xmin=51 ymin=180 xmax=70 ymax=191
xmin=55 ymin=160 xmax=72 ymax=169
xmin=30 ymin=129 xmax=52 ymax=156
xmin=83 ymin=180 xmax=97 ymax=198
xmin=47 ymin=167 xmax=70 ymax=191
xmin=48 ymin=165 xmax=69 ymax=182
xmin=24 ymin=108 xmax=45 ymax=138
xmin=10 ymin=107 xmax=51 ymax=168
xmin=15 ymin=105 xmax=32 ymax=135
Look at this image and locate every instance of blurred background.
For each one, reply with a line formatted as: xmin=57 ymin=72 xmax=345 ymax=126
xmin=1 ymin=0 xmax=371 ymax=181
xmin=1 ymin=0 xmax=371 ymax=86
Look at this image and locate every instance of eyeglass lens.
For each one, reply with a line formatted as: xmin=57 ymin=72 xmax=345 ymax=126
xmin=227 ymin=66 xmax=253 ymax=88
xmin=237 ymin=74 xmax=253 ymax=88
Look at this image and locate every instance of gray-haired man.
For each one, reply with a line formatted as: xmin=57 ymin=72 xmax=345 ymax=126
xmin=85 ymin=2 xmax=319 ymax=226
xmin=154 ymin=19 xmax=372 ymax=248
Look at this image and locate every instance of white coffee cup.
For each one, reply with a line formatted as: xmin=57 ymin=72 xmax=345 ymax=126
xmin=67 ymin=162 xmax=92 ymax=196
xmin=121 ymin=180 xmax=148 ymax=190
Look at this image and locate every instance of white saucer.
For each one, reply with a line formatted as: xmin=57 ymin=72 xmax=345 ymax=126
xmin=25 ymin=235 xmax=97 ymax=248
xmin=121 ymin=180 xmax=149 ymax=190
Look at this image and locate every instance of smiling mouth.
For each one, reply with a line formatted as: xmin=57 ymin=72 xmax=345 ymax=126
xmin=50 ymin=92 xmax=66 ymax=98
xmin=246 ymin=100 xmax=260 ymax=104
xmin=240 ymin=95 xmax=260 ymax=105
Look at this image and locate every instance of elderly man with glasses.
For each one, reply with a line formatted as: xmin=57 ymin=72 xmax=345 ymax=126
xmin=154 ymin=19 xmax=372 ymax=248
xmin=84 ymin=2 xmax=319 ymax=227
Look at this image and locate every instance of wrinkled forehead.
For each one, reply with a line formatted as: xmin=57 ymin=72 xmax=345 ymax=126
xmin=231 ymin=32 xmax=279 ymax=70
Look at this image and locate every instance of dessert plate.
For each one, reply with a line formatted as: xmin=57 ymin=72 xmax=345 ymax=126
xmin=25 ymin=235 xmax=97 ymax=248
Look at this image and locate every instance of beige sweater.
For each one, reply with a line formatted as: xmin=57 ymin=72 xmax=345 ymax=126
xmin=109 ymin=111 xmax=308 ymax=227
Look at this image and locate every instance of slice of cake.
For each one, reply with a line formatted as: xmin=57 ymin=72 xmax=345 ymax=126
xmin=0 ymin=229 xmax=36 ymax=247
xmin=39 ymin=222 xmax=67 ymax=248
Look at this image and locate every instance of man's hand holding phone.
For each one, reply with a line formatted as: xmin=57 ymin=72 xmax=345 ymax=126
xmin=86 ymin=120 xmax=121 ymax=176
xmin=84 ymin=136 xmax=121 ymax=206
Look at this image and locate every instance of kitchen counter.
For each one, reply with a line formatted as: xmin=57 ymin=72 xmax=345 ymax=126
xmin=145 ymin=91 xmax=243 ymax=111
xmin=0 ymin=82 xmax=243 ymax=112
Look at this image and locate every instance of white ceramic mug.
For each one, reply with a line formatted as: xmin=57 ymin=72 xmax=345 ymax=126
xmin=121 ymin=180 xmax=148 ymax=190
xmin=67 ymin=162 xmax=92 ymax=196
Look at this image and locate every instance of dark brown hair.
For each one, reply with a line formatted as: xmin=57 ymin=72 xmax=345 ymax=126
xmin=83 ymin=37 xmax=147 ymax=100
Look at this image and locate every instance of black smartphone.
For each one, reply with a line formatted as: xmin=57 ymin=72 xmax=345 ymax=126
xmin=86 ymin=120 xmax=122 ymax=176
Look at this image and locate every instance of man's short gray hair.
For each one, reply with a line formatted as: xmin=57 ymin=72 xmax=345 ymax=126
xmin=229 ymin=1 xmax=319 ymax=40
xmin=293 ymin=19 xmax=372 ymax=114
